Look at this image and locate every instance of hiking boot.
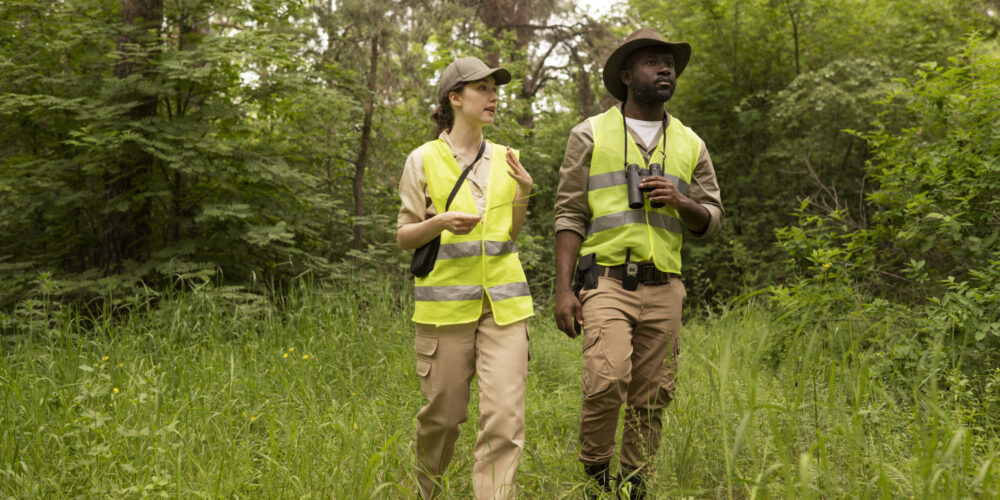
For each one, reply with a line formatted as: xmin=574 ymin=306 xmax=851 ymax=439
xmin=584 ymin=462 xmax=613 ymax=499
xmin=618 ymin=464 xmax=647 ymax=500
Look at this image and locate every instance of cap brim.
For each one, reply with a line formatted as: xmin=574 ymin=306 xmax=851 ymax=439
xmin=464 ymin=67 xmax=512 ymax=86
xmin=602 ymin=40 xmax=691 ymax=101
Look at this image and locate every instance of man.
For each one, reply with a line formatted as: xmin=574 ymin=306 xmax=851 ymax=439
xmin=553 ymin=28 xmax=723 ymax=499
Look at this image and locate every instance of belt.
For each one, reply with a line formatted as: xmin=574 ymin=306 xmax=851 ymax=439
xmin=595 ymin=263 xmax=678 ymax=286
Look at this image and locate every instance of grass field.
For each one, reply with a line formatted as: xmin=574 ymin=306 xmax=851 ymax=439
xmin=2 ymin=276 xmax=998 ymax=498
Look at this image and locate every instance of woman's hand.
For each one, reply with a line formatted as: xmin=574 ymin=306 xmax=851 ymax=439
xmin=506 ymin=148 xmax=533 ymax=193
xmin=435 ymin=211 xmax=481 ymax=235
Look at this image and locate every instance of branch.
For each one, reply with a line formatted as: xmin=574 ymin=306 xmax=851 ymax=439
xmin=801 ymin=154 xmax=844 ymax=212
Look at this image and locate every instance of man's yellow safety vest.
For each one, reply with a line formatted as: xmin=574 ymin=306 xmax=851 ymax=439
xmin=581 ymin=106 xmax=702 ymax=273
xmin=413 ymin=139 xmax=533 ymax=326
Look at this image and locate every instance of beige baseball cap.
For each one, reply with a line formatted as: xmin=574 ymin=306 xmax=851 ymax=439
xmin=437 ymin=57 xmax=512 ymax=100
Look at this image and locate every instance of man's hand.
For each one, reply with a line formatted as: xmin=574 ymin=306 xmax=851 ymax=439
xmin=640 ymin=176 xmax=711 ymax=234
xmin=554 ymin=290 xmax=583 ymax=338
xmin=434 ymin=211 xmax=481 ymax=235
xmin=554 ymin=230 xmax=584 ymax=338
xmin=640 ymin=176 xmax=688 ymax=210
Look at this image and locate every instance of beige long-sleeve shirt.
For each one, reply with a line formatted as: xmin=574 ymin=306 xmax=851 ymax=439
xmin=554 ymin=108 xmax=724 ymax=239
xmin=397 ymin=132 xmax=493 ymax=228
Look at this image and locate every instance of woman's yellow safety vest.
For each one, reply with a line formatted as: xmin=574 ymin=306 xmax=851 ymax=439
xmin=412 ymin=139 xmax=533 ymax=326
xmin=581 ymin=106 xmax=701 ymax=273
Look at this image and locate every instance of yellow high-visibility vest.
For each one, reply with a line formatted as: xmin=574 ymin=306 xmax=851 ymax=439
xmin=412 ymin=139 xmax=533 ymax=326
xmin=581 ymin=106 xmax=701 ymax=272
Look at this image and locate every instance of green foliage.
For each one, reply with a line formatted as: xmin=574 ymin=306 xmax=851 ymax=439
xmin=773 ymin=37 xmax=1000 ymax=388
xmin=0 ymin=0 xmax=344 ymax=306
xmin=3 ymin=278 xmax=1000 ymax=497
xmin=1 ymin=0 xmax=998 ymax=333
xmin=628 ymin=0 xmax=996 ymax=303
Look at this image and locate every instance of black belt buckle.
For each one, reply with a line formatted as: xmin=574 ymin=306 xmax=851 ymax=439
xmin=640 ymin=265 xmax=656 ymax=284
xmin=623 ymin=262 xmax=639 ymax=291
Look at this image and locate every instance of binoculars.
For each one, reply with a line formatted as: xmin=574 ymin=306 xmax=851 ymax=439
xmin=625 ymin=163 xmax=665 ymax=209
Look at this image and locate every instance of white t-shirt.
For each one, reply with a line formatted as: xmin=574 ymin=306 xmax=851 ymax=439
xmin=624 ymin=117 xmax=662 ymax=149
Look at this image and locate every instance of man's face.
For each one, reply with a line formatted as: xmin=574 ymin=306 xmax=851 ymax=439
xmin=621 ymin=46 xmax=676 ymax=104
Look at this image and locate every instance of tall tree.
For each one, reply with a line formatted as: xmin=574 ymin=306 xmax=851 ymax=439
xmin=353 ymin=34 xmax=379 ymax=251
xmin=104 ymin=0 xmax=163 ymax=274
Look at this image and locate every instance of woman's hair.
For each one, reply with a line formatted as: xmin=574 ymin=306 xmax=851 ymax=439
xmin=430 ymin=82 xmax=465 ymax=137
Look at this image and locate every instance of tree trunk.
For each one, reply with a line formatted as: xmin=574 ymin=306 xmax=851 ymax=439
xmin=784 ymin=0 xmax=801 ymax=76
xmin=170 ymin=15 xmax=207 ymax=244
xmin=352 ymin=34 xmax=379 ymax=252
xmin=103 ymin=0 xmax=162 ymax=274
xmin=571 ymin=51 xmax=595 ymax=119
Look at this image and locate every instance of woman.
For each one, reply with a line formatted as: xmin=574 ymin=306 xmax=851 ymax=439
xmin=396 ymin=56 xmax=534 ymax=500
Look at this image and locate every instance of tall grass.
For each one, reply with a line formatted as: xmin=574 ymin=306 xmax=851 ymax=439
xmin=1 ymin=277 xmax=998 ymax=498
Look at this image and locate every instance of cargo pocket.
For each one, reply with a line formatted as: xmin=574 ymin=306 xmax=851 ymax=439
xmin=524 ymin=322 xmax=531 ymax=362
xmin=414 ymin=334 xmax=437 ymax=397
xmin=581 ymin=326 xmax=611 ymax=398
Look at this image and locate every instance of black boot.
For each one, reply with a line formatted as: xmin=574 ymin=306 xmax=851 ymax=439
xmin=584 ymin=462 xmax=613 ymax=499
xmin=618 ymin=464 xmax=647 ymax=500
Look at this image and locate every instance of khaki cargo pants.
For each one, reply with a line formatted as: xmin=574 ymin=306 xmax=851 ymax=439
xmin=414 ymin=300 xmax=530 ymax=500
xmin=577 ymin=275 xmax=685 ymax=469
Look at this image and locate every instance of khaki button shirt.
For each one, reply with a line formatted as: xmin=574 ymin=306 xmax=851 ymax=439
xmin=397 ymin=132 xmax=493 ymax=228
xmin=554 ymin=109 xmax=724 ymax=239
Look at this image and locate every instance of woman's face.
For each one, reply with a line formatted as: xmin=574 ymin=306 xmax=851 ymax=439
xmin=450 ymin=76 xmax=499 ymax=127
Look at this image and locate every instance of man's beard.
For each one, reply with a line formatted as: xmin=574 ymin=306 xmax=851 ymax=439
xmin=632 ymin=79 xmax=674 ymax=104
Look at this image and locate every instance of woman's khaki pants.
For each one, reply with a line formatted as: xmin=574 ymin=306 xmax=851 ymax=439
xmin=414 ymin=300 xmax=529 ymax=500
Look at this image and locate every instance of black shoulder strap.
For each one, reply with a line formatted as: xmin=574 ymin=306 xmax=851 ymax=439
xmin=444 ymin=140 xmax=486 ymax=211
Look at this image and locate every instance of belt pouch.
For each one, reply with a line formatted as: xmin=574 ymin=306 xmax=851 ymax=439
xmin=574 ymin=253 xmax=597 ymax=294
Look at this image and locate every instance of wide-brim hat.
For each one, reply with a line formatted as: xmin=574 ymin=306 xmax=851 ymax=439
xmin=437 ymin=57 xmax=512 ymax=100
xmin=602 ymin=27 xmax=691 ymax=101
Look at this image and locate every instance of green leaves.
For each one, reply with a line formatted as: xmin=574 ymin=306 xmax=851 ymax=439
xmin=774 ymin=36 xmax=1000 ymax=377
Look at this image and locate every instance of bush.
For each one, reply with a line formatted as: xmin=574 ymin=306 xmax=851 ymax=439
xmin=773 ymin=37 xmax=1000 ymax=379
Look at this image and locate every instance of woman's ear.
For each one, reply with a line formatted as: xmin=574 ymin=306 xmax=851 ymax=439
xmin=448 ymin=90 xmax=462 ymax=108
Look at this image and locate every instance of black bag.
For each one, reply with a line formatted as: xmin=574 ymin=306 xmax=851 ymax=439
xmin=410 ymin=141 xmax=485 ymax=277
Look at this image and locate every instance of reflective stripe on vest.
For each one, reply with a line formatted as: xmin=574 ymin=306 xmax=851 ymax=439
xmin=436 ymin=240 xmax=517 ymax=260
xmin=581 ymin=106 xmax=701 ymax=273
xmin=587 ymin=209 xmax=685 ymax=236
xmin=414 ymin=281 xmax=530 ymax=302
xmin=412 ymin=140 xmax=533 ymax=327
xmin=588 ymin=170 xmax=691 ymax=196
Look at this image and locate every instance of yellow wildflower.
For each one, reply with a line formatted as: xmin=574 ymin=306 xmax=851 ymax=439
xmin=113 ymin=387 xmax=119 ymax=394
xmin=289 ymin=347 xmax=295 ymax=352
xmin=118 ymin=363 xmax=124 ymax=367
xmin=102 ymin=356 xmax=109 ymax=361
xmin=822 ymin=262 xmax=832 ymax=269
xmin=302 ymin=354 xmax=309 ymax=360
xmin=283 ymin=353 xmax=289 ymax=359
xmin=250 ymin=416 xmax=256 ymax=422
xmin=242 ymin=411 xmax=247 ymax=417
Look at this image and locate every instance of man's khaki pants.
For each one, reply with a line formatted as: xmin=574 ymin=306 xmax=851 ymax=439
xmin=577 ymin=276 xmax=685 ymax=469
xmin=414 ymin=300 xmax=529 ymax=499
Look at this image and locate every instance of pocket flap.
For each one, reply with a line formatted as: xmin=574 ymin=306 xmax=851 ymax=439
xmin=416 ymin=358 xmax=431 ymax=377
xmin=414 ymin=334 xmax=438 ymax=356
xmin=582 ymin=327 xmax=599 ymax=352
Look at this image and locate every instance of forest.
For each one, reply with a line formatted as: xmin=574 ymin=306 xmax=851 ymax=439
xmin=2 ymin=0 xmax=999 ymax=497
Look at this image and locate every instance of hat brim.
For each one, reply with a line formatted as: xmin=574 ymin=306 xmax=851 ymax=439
xmin=462 ymin=67 xmax=512 ymax=86
xmin=602 ymin=39 xmax=691 ymax=101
